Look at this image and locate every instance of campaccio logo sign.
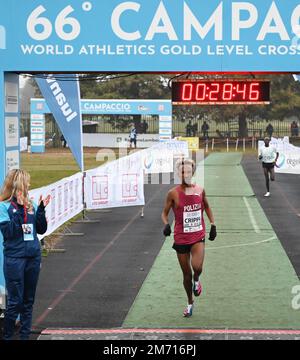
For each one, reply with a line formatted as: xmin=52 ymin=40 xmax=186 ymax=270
xmin=24 ymin=2 xmax=300 ymax=42
xmin=3 ymin=1 xmax=300 ymax=71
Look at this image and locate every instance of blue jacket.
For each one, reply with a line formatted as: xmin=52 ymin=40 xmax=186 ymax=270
xmin=0 ymin=199 xmax=47 ymax=258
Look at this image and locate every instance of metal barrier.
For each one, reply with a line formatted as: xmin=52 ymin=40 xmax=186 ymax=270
xmin=203 ymin=137 xmax=258 ymax=152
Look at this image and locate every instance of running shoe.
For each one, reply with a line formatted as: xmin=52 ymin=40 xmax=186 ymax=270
xmin=183 ymin=303 xmax=193 ymax=317
xmin=193 ymin=281 xmax=202 ymax=297
xmin=264 ymin=192 xmax=270 ymax=197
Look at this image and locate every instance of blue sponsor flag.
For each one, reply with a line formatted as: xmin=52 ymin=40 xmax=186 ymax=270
xmin=35 ymin=74 xmax=84 ymax=171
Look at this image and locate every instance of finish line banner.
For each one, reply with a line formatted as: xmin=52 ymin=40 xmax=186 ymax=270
xmin=2 ymin=1 xmax=300 ymax=71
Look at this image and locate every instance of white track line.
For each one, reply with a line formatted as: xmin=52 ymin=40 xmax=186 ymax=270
xmin=206 ymin=236 xmax=276 ymax=250
xmin=243 ymin=197 xmax=261 ymax=234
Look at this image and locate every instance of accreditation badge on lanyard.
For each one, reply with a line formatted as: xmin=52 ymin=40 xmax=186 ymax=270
xmin=11 ymin=202 xmax=34 ymax=241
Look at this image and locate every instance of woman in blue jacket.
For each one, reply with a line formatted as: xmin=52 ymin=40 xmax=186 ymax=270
xmin=0 ymin=169 xmax=50 ymax=340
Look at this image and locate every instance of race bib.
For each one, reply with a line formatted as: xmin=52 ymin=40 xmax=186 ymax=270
xmin=22 ymin=224 xmax=34 ymax=241
xmin=183 ymin=210 xmax=202 ymax=233
xmin=265 ymin=155 xmax=273 ymax=162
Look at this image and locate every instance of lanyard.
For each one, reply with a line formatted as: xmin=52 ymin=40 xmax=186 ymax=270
xmin=11 ymin=201 xmax=27 ymax=224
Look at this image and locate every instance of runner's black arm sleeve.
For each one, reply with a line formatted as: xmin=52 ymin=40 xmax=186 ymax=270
xmin=36 ymin=202 xmax=48 ymax=235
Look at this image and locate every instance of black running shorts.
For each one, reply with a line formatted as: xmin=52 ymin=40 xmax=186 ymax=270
xmin=262 ymin=162 xmax=275 ymax=169
xmin=172 ymin=238 xmax=205 ymax=254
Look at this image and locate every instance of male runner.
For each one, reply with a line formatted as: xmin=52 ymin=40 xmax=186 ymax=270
xmin=161 ymin=159 xmax=217 ymax=317
xmin=129 ymin=126 xmax=137 ymax=149
xmin=258 ymin=137 xmax=279 ymax=197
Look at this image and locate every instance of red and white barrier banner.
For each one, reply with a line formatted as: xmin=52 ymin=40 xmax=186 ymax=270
xmin=85 ymin=150 xmax=145 ymax=210
xmin=29 ymin=172 xmax=83 ymax=238
xmin=85 ymin=140 xmax=188 ymax=209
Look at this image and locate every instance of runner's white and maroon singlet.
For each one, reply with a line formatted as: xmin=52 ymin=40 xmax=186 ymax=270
xmin=173 ymin=185 xmax=206 ymax=245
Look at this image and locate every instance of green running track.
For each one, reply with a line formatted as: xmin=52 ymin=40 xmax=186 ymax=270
xmin=123 ymin=153 xmax=300 ymax=329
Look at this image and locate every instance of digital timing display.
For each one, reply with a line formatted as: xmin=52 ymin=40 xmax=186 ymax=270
xmin=172 ymin=80 xmax=270 ymax=105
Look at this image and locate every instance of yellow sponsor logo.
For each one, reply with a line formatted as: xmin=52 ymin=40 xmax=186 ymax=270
xmin=177 ymin=137 xmax=199 ymax=151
